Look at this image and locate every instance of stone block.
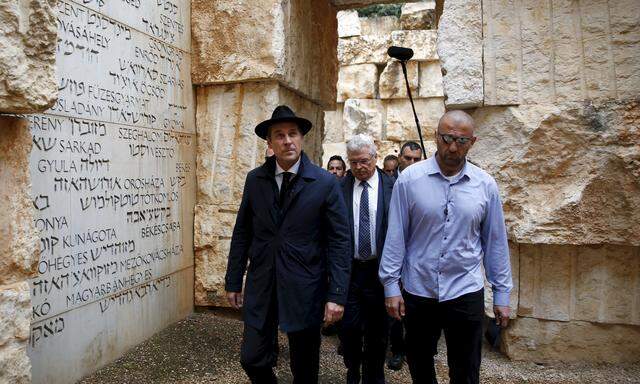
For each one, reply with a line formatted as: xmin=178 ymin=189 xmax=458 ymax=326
xmin=503 ymin=317 xmax=640 ymax=363
xmin=360 ymin=16 xmax=400 ymax=36
xmin=338 ymin=35 xmax=391 ymax=65
xmin=324 ymin=104 xmax=345 ymax=143
xmin=418 ymin=61 xmax=444 ymax=98
xmin=379 ymin=61 xmax=418 ymax=99
xmin=374 ymin=140 xmax=399 ymax=168
xmin=0 ymin=0 xmax=57 ymax=113
xmin=192 ymin=0 xmax=338 ymax=108
xmin=385 ymin=98 xmax=444 ymax=141
xmin=322 ymin=142 xmax=348 ymax=171
xmin=194 ymin=239 xmax=232 ymax=307
xmin=436 ymin=0 xmax=483 ymax=108
xmin=338 ymin=10 xmax=361 ymax=38
xmin=390 ymin=30 xmax=438 ymax=61
xmin=337 ymin=64 xmax=379 ymax=102
xmin=0 ymin=282 xmax=31 ymax=384
xmin=343 ymin=99 xmax=386 ymax=140
xmin=0 ymin=117 xmax=39 ymax=287
xmin=470 ymin=101 xmax=640 ymax=246
xmin=400 ymin=0 xmax=436 ymax=30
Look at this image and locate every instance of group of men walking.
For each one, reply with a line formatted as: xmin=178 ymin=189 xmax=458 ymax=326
xmin=225 ymin=105 xmax=513 ymax=384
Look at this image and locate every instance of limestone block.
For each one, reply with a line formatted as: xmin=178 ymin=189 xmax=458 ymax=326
xmin=400 ymin=0 xmax=436 ymax=30
xmin=390 ymin=30 xmax=438 ymax=61
xmin=324 ymin=104 xmax=345 ymax=143
xmin=484 ymin=241 xmax=520 ymax=319
xmin=470 ymin=101 xmax=640 ymax=245
xmin=0 ymin=282 xmax=32 ymax=384
xmin=374 ymin=140 xmax=399 ymax=168
xmin=337 ymin=64 xmax=379 ymax=102
xmin=0 ymin=0 xmax=57 ymax=113
xmin=0 ymin=117 xmax=39 ymax=287
xmin=338 ymin=10 xmax=361 ymax=38
xmin=418 ymin=61 xmax=444 ymax=98
xmin=194 ymin=239 xmax=232 ymax=307
xmin=379 ymin=61 xmax=418 ymax=99
xmin=503 ymin=317 xmax=640 ymax=363
xmin=517 ymin=244 xmax=640 ymax=326
xmin=360 ymin=16 xmax=400 ymax=36
xmin=192 ymin=0 xmax=338 ymax=108
xmin=385 ymin=98 xmax=444 ymax=141
xmin=343 ymin=99 xmax=386 ymax=140
xmin=436 ymin=0 xmax=483 ymax=108
xmin=322 ymin=142 xmax=348 ymax=171
xmin=338 ymin=35 xmax=391 ymax=65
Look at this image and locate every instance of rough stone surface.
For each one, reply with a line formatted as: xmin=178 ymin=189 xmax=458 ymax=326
xmin=385 ymin=98 xmax=445 ymax=141
xmin=337 ymin=64 xmax=378 ymax=102
xmin=483 ymin=0 xmax=640 ymax=106
xmin=470 ymin=101 xmax=640 ymax=246
xmin=400 ymin=0 xmax=436 ymax=30
xmin=360 ymin=16 xmax=400 ymax=36
xmin=342 ymin=99 xmax=386 ymax=140
xmin=436 ymin=0 xmax=483 ymax=108
xmin=332 ymin=0 xmax=422 ymax=9
xmin=323 ymin=104 xmax=345 ymax=143
xmin=0 ymin=116 xmax=39 ymax=287
xmin=503 ymin=316 xmax=640 ymax=363
xmin=418 ymin=61 xmax=444 ymax=98
xmin=0 ymin=282 xmax=32 ymax=384
xmin=374 ymin=140 xmax=399 ymax=168
xmin=195 ymin=82 xmax=324 ymax=306
xmin=0 ymin=0 xmax=57 ymax=113
xmin=379 ymin=60 xmax=418 ymax=99
xmin=192 ymin=0 xmax=338 ymax=108
xmin=390 ymin=30 xmax=438 ymax=61
xmin=337 ymin=10 xmax=360 ymax=38
xmin=517 ymin=244 xmax=640 ymax=325
xmin=337 ymin=35 xmax=391 ymax=65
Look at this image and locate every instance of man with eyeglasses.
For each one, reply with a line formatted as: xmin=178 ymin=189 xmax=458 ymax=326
xmin=339 ymin=134 xmax=395 ymax=384
xmin=379 ymin=110 xmax=512 ymax=384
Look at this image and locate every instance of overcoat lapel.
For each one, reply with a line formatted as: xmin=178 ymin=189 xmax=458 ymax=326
xmin=280 ymin=152 xmax=317 ymax=220
xmin=255 ymin=157 xmax=280 ymax=232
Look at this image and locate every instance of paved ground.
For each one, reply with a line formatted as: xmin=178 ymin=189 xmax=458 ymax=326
xmin=79 ymin=311 xmax=640 ymax=384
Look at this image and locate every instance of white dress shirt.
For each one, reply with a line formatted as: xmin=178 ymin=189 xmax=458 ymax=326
xmin=353 ymin=171 xmax=378 ymax=259
xmin=275 ymin=157 xmax=301 ymax=191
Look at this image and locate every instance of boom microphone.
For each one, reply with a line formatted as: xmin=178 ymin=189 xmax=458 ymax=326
xmin=387 ymin=46 xmax=414 ymax=61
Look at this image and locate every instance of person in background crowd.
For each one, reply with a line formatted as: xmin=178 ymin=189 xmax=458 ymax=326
xmin=225 ymin=105 xmax=351 ymax=384
xmin=398 ymin=141 xmax=422 ymax=172
xmin=327 ymin=155 xmax=347 ymax=178
xmin=382 ymin=154 xmax=399 ymax=179
xmin=339 ymin=134 xmax=394 ymax=384
xmin=379 ymin=110 xmax=512 ymax=384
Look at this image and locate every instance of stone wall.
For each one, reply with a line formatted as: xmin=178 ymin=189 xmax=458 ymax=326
xmin=324 ymin=1 xmax=443 ymax=168
xmin=436 ymin=0 xmax=640 ymax=363
xmin=192 ymin=1 xmax=336 ymax=307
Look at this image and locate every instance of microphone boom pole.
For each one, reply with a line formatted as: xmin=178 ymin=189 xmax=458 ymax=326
xmin=387 ymin=46 xmax=427 ymax=160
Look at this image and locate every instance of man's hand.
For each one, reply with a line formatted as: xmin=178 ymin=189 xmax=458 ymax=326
xmin=324 ymin=302 xmax=344 ymax=325
xmin=226 ymin=291 xmax=244 ymax=309
xmin=385 ymin=295 xmax=405 ymax=320
xmin=493 ymin=305 xmax=510 ymax=327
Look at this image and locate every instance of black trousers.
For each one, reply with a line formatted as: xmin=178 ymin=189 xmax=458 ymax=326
xmin=403 ymin=289 xmax=484 ymax=384
xmin=339 ymin=260 xmax=387 ymax=384
xmin=388 ymin=317 xmax=405 ymax=355
xmin=240 ymin=296 xmax=321 ymax=384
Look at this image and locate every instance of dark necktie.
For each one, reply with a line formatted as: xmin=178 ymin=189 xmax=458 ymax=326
xmin=279 ymin=172 xmax=292 ymax=206
xmin=358 ymin=181 xmax=371 ymax=260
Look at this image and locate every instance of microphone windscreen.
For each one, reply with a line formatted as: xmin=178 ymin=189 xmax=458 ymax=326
xmin=387 ymin=46 xmax=414 ymax=61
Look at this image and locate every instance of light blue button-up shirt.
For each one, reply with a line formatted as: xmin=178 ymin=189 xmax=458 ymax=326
xmin=379 ymin=155 xmax=512 ymax=306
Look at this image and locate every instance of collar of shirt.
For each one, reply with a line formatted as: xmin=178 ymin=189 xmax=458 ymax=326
xmin=424 ymin=154 xmax=473 ymax=183
xmin=354 ymin=170 xmax=379 ymax=190
xmin=275 ymin=156 xmax=301 ymax=177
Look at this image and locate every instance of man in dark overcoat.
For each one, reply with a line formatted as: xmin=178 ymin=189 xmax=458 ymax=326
xmin=339 ymin=134 xmax=394 ymax=384
xmin=225 ymin=105 xmax=352 ymax=384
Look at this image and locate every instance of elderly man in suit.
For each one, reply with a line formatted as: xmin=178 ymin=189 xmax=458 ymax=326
xmin=339 ymin=134 xmax=395 ymax=384
xmin=225 ymin=105 xmax=352 ymax=384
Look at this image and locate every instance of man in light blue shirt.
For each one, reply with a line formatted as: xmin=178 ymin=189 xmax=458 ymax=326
xmin=379 ymin=110 xmax=512 ymax=384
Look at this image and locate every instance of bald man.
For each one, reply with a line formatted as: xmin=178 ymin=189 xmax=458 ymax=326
xmin=379 ymin=111 xmax=512 ymax=384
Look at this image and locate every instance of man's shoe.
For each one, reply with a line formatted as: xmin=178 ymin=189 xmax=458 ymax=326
xmin=386 ymin=354 xmax=404 ymax=371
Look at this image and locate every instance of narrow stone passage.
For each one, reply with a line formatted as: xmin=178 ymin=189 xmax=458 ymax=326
xmin=78 ymin=312 xmax=640 ymax=384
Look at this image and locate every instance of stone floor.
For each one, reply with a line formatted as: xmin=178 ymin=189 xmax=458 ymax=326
xmin=78 ymin=310 xmax=640 ymax=384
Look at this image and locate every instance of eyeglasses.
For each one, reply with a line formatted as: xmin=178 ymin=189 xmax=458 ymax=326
xmin=438 ymin=132 xmax=473 ymax=145
xmin=348 ymin=155 xmax=374 ymax=167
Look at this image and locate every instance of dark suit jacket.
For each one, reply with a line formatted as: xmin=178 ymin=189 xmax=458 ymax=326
xmin=340 ymin=168 xmax=394 ymax=264
xmin=225 ymin=152 xmax=351 ymax=332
